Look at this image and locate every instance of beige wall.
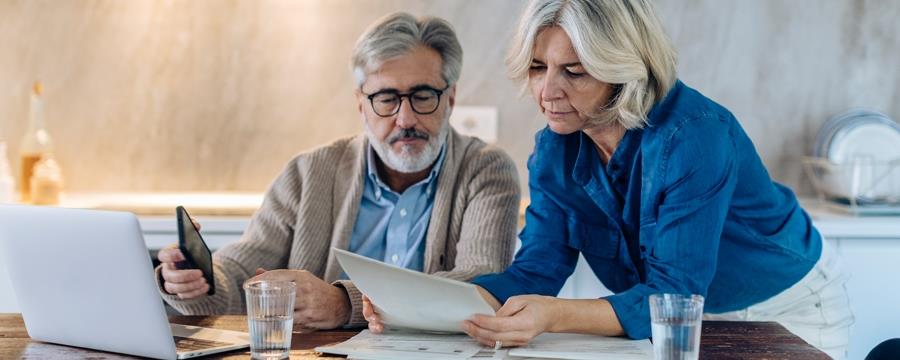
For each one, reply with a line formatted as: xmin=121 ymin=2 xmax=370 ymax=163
xmin=1 ymin=0 xmax=898 ymax=195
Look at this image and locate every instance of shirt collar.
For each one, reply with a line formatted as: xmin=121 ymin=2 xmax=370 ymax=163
xmin=365 ymin=141 xmax=447 ymax=199
xmin=572 ymin=128 xmax=642 ymax=186
xmin=646 ymin=79 xmax=684 ymax=127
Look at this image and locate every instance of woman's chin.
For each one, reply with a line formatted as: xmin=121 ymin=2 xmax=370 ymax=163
xmin=546 ymin=119 xmax=581 ymax=135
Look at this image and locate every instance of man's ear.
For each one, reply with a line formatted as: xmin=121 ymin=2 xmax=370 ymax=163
xmin=447 ymin=84 xmax=457 ymax=109
xmin=355 ymin=89 xmax=364 ymax=114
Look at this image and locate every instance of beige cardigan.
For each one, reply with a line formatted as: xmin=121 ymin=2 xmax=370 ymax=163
xmin=156 ymin=129 xmax=521 ymax=326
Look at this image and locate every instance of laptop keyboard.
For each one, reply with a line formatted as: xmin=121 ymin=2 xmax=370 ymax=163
xmin=173 ymin=336 xmax=234 ymax=352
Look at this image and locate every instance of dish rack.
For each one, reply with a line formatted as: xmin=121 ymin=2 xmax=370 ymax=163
xmin=803 ymin=156 xmax=900 ymax=215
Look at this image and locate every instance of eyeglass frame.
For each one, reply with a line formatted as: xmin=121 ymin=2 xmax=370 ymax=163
xmin=362 ymin=84 xmax=450 ymax=117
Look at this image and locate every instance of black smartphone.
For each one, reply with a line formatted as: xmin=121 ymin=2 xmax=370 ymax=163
xmin=175 ymin=206 xmax=215 ymax=295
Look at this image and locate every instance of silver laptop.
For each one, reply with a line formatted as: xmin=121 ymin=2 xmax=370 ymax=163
xmin=0 ymin=205 xmax=250 ymax=359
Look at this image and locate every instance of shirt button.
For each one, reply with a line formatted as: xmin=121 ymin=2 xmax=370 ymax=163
xmin=391 ymin=254 xmax=399 ymax=263
xmin=640 ymin=245 xmax=646 ymax=252
xmin=609 ymin=163 xmax=620 ymax=171
xmin=399 ymin=208 xmax=408 ymax=217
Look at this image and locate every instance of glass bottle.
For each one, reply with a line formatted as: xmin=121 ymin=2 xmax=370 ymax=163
xmin=30 ymin=155 xmax=63 ymax=205
xmin=19 ymin=81 xmax=53 ymax=203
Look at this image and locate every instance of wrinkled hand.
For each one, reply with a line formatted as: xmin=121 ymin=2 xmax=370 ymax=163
xmin=248 ymin=269 xmax=351 ymax=332
xmin=158 ymin=217 xmax=209 ymax=299
xmin=462 ymin=295 xmax=561 ymax=348
xmin=362 ymin=295 xmax=385 ymax=333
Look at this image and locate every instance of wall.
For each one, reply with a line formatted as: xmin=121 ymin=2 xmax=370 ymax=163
xmin=1 ymin=0 xmax=898 ymax=194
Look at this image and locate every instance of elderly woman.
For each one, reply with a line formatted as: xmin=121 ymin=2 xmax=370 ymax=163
xmin=365 ymin=0 xmax=853 ymax=358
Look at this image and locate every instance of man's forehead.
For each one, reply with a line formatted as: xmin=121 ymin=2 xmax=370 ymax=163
xmin=361 ymin=47 xmax=445 ymax=92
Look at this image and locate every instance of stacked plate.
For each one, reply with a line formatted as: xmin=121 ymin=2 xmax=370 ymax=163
xmin=811 ymin=109 xmax=900 ymax=204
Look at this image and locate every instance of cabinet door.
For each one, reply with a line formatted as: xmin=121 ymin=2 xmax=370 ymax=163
xmin=833 ymin=238 xmax=900 ymax=360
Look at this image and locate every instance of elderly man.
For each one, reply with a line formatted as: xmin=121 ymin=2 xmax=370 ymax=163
xmin=155 ymin=12 xmax=520 ymax=331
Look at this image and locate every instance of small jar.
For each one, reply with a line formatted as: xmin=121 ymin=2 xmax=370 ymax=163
xmin=29 ymin=155 xmax=63 ymax=205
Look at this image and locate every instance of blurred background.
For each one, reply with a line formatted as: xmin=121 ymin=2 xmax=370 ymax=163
xmin=1 ymin=1 xmax=899 ymax=359
xmin=1 ymin=0 xmax=898 ymax=194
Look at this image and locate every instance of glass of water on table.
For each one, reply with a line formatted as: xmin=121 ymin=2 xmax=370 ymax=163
xmin=244 ymin=280 xmax=296 ymax=360
xmin=649 ymin=293 xmax=705 ymax=360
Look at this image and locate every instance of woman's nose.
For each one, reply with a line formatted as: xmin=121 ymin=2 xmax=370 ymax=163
xmin=541 ymin=73 xmax=565 ymax=102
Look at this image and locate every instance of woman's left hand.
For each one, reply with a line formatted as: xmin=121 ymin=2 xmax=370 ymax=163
xmin=462 ymin=295 xmax=562 ymax=348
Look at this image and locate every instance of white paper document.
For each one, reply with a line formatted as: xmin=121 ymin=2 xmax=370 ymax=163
xmin=315 ymin=329 xmax=498 ymax=360
xmin=316 ymin=330 xmax=652 ymax=360
xmin=332 ymin=248 xmax=496 ymax=333
xmin=508 ymin=333 xmax=652 ymax=360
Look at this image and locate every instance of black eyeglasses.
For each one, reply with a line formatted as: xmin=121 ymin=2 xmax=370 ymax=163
xmin=364 ymin=85 xmax=449 ymax=117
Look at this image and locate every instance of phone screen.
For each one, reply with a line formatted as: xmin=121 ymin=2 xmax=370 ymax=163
xmin=176 ymin=206 xmax=215 ymax=295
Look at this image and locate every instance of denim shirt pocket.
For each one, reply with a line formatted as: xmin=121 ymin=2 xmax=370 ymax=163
xmin=567 ymin=217 xmax=620 ymax=259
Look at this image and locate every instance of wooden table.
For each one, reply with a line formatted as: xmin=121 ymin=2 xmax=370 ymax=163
xmin=0 ymin=314 xmax=828 ymax=359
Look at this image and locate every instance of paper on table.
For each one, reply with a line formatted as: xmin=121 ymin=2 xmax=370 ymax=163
xmin=317 ymin=330 xmax=651 ymax=360
xmin=315 ymin=329 xmax=497 ymax=360
xmin=332 ymin=248 xmax=495 ymax=333
xmin=507 ymin=333 xmax=652 ymax=360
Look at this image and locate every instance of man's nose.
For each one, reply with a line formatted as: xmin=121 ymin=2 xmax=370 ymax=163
xmin=395 ymin=98 xmax=419 ymax=129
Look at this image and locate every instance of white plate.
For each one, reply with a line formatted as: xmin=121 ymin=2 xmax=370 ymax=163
xmin=824 ymin=121 xmax=900 ymax=200
xmin=829 ymin=122 xmax=900 ymax=163
xmin=815 ymin=109 xmax=899 ymax=159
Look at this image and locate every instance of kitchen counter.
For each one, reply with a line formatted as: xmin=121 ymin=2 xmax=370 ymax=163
xmin=60 ymin=192 xmax=263 ymax=216
xmin=801 ymin=198 xmax=900 ymax=239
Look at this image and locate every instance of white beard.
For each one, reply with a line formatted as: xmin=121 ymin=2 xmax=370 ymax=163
xmin=366 ymin=121 xmax=449 ymax=173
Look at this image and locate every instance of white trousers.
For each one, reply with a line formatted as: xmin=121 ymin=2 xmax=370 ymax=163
xmin=704 ymin=243 xmax=854 ymax=359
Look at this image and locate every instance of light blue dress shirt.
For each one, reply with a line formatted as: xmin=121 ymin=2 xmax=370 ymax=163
xmin=346 ymin=144 xmax=446 ymax=272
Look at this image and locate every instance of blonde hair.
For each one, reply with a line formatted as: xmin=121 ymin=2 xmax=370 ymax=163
xmin=508 ymin=0 xmax=677 ymax=129
xmin=351 ymin=12 xmax=463 ymax=88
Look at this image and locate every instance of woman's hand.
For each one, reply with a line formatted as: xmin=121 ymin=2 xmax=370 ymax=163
xmin=362 ymin=295 xmax=385 ymax=333
xmin=462 ymin=295 xmax=562 ymax=348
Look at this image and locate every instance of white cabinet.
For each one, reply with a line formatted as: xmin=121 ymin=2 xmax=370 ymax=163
xmin=833 ymin=239 xmax=900 ymax=360
xmin=139 ymin=216 xmax=250 ymax=251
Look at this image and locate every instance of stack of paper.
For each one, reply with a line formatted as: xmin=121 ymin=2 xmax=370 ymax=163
xmin=316 ymin=330 xmax=652 ymax=360
xmin=508 ymin=333 xmax=652 ymax=360
xmin=332 ymin=248 xmax=496 ymax=333
xmin=315 ymin=329 xmax=502 ymax=360
xmin=327 ymin=248 xmax=652 ymax=359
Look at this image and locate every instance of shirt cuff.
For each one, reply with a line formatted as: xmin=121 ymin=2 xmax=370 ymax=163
xmin=332 ymin=280 xmax=368 ymax=328
xmin=471 ymin=272 xmax=529 ymax=305
xmin=605 ymin=286 xmax=654 ymax=340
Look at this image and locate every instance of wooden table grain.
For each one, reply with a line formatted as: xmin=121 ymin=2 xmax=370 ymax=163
xmin=0 ymin=314 xmax=828 ymax=359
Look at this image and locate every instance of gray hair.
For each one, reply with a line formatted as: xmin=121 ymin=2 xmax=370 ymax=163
xmin=508 ymin=0 xmax=677 ymax=129
xmin=352 ymin=12 xmax=463 ymax=88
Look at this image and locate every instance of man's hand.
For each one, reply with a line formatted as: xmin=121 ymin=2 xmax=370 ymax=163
xmin=158 ymin=245 xmax=210 ymax=299
xmin=248 ymin=269 xmax=352 ymax=332
xmin=462 ymin=295 xmax=561 ymax=348
xmin=158 ymin=216 xmax=210 ymax=299
xmin=362 ymin=295 xmax=384 ymax=333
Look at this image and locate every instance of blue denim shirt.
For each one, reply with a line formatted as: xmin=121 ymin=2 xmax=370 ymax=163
xmin=472 ymin=80 xmax=822 ymax=339
xmin=346 ymin=144 xmax=446 ymax=272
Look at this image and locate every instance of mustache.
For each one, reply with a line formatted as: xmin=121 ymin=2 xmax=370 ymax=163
xmin=388 ymin=128 xmax=430 ymax=144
